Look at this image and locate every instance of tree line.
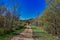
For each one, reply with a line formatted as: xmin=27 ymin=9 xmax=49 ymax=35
xmin=30 ymin=0 xmax=60 ymax=38
xmin=0 ymin=5 xmax=26 ymax=35
xmin=39 ymin=0 xmax=60 ymax=37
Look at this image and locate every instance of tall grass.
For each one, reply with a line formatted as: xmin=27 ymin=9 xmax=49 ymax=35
xmin=0 ymin=26 xmax=26 ymax=40
xmin=31 ymin=26 xmax=59 ymax=40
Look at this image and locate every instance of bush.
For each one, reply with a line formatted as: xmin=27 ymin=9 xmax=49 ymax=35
xmin=44 ymin=22 xmax=54 ymax=34
xmin=0 ymin=28 xmax=5 ymax=34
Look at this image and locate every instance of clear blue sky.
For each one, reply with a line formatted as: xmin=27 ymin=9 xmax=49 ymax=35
xmin=0 ymin=0 xmax=46 ymax=20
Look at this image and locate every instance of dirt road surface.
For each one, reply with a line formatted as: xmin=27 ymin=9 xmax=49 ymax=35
xmin=11 ymin=25 xmax=34 ymax=40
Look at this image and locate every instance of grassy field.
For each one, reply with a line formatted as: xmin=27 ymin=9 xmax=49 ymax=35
xmin=0 ymin=26 xmax=26 ymax=40
xmin=31 ymin=26 xmax=59 ymax=40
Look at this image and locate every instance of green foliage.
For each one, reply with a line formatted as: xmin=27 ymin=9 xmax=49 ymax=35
xmin=0 ymin=26 xmax=26 ymax=40
xmin=0 ymin=5 xmax=26 ymax=35
xmin=32 ymin=26 xmax=59 ymax=40
xmin=38 ymin=0 xmax=60 ymax=37
xmin=0 ymin=15 xmax=4 ymax=27
xmin=0 ymin=5 xmax=27 ymax=40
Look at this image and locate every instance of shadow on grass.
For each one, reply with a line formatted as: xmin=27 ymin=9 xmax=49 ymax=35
xmin=32 ymin=26 xmax=59 ymax=40
xmin=0 ymin=26 xmax=26 ymax=40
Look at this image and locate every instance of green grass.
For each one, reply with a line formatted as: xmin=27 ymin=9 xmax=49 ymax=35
xmin=31 ymin=26 xmax=59 ymax=40
xmin=0 ymin=26 xmax=26 ymax=40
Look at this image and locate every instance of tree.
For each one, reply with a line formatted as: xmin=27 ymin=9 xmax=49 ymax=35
xmin=39 ymin=0 xmax=60 ymax=36
xmin=0 ymin=6 xmax=6 ymax=15
xmin=0 ymin=15 xmax=4 ymax=27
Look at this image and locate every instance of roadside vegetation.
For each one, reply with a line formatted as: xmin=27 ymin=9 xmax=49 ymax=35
xmin=32 ymin=26 xmax=59 ymax=40
xmin=0 ymin=4 xmax=26 ymax=40
xmin=29 ymin=0 xmax=60 ymax=40
xmin=0 ymin=26 xmax=26 ymax=40
xmin=39 ymin=0 xmax=60 ymax=37
xmin=0 ymin=0 xmax=60 ymax=40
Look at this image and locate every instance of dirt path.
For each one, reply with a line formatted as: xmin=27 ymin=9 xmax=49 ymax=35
xmin=11 ymin=25 xmax=34 ymax=40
